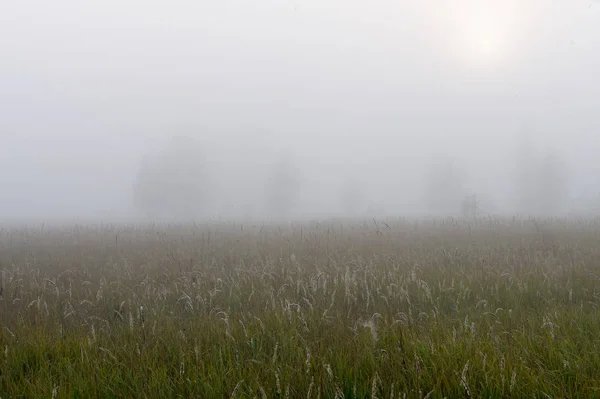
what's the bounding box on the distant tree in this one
[424,156,467,216]
[265,157,302,218]
[513,133,539,215]
[513,133,569,216]
[538,152,568,215]
[339,176,366,216]
[461,193,480,219]
[133,136,209,219]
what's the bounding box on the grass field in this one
[1,218,600,398]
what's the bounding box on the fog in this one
[1,1,599,222]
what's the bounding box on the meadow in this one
[1,217,600,398]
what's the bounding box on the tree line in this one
[132,135,581,220]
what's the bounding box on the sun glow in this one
[445,1,527,69]
[461,9,509,66]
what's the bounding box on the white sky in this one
[1,0,599,219]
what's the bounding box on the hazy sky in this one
[1,1,599,219]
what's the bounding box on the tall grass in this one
[1,218,600,398]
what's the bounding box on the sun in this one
[445,1,525,70]
[462,10,507,66]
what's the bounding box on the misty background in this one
[1,1,599,222]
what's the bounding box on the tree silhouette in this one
[513,133,539,215]
[513,132,568,216]
[265,157,302,218]
[339,175,366,216]
[538,152,568,215]
[133,136,209,219]
[424,156,467,216]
